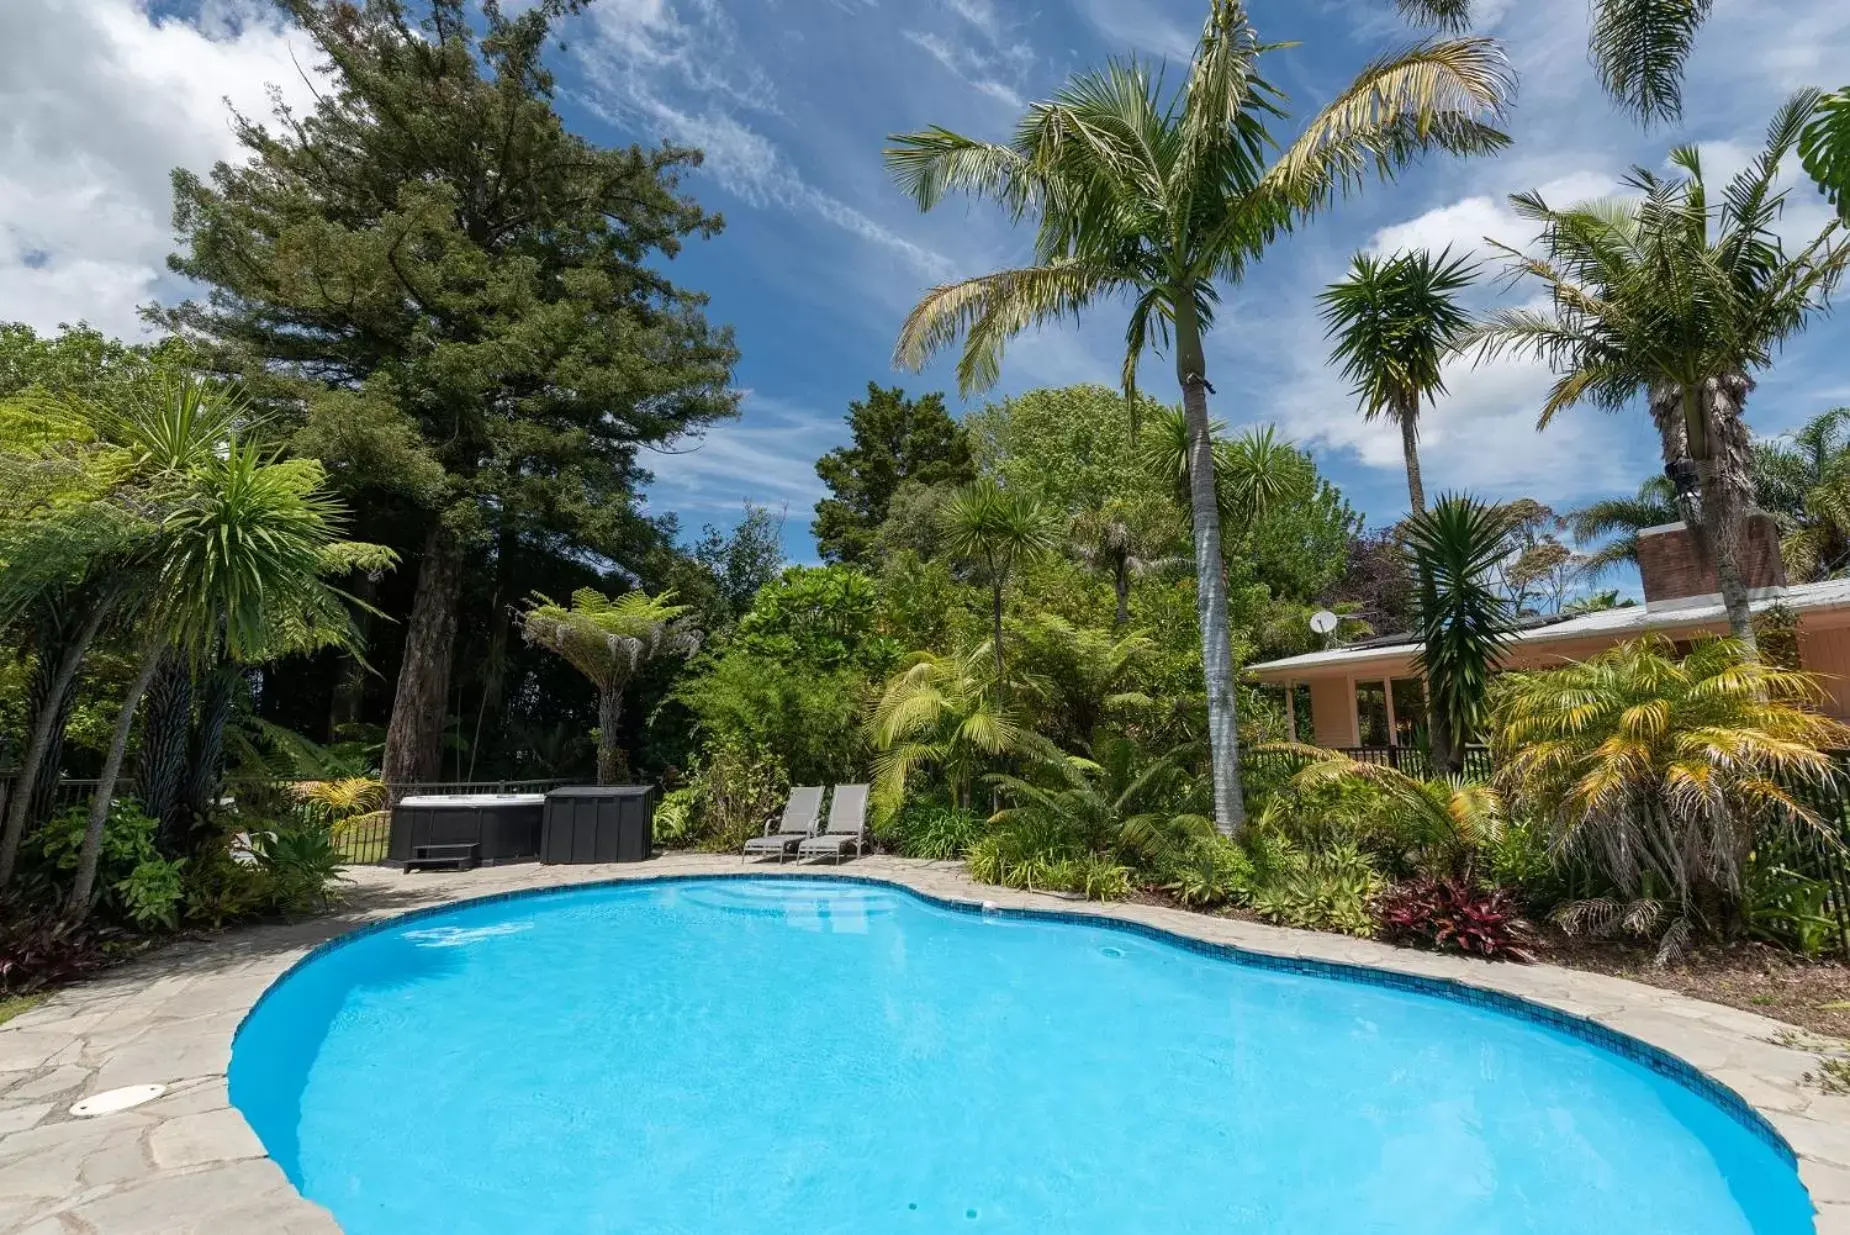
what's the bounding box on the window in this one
[1391,678,1427,748]
[1355,680,1390,747]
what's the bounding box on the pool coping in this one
[2,853,1847,1232]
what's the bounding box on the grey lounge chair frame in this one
[797,784,870,863]
[742,786,824,862]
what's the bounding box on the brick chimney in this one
[1636,514,1786,611]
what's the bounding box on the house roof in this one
[1247,577,1850,680]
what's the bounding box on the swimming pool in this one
[229,877,1816,1233]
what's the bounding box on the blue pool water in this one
[229,878,1815,1234]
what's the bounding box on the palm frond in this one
[1263,37,1513,207]
[1590,0,1715,126]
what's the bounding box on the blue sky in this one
[8,0,1850,579]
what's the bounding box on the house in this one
[1246,516,1850,750]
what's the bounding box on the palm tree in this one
[1472,93,1850,654]
[1491,636,1850,940]
[71,433,376,913]
[1319,248,1475,514]
[1565,475,1680,580]
[885,0,1512,833]
[1404,494,1514,774]
[1140,412,1308,530]
[1397,0,1716,126]
[1069,497,1183,628]
[1270,742,1505,877]
[868,645,1033,813]
[518,588,700,785]
[1752,407,1850,581]
[936,479,1056,679]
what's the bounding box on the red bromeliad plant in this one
[1375,878,1535,962]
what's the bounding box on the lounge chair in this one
[742,786,824,862]
[797,784,870,863]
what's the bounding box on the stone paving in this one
[2,853,1848,1233]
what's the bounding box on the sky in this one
[6,0,1850,582]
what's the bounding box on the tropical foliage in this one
[1472,93,1850,652]
[885,0,1511,833]
[519,589,699,785]
[1320,248,1475,513]
[1492,637,1850,949]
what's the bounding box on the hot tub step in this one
[407,842,479,872]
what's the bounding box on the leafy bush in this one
[1745,861,1844,958]
[1247,841,1381,937]
[675,653,868,787]
[1375,878,1536,962]
[690,744,788,853]
[115,857,188,931]
[27,800,165,923]
[1158,835,1253,908]
[884,801,984,859]
[0,907,117,995]
[968,835,1132,901]
[251,826,344,915]
[180,851,272,929]
[1068,852,1134,901]
[653,788,698,849]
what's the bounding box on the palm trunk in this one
[138,651,193,847]
[383,523,464,797]
[1113,563,1131,628]
[69,637,166,917]
[1174,295,1245,836]
[991,580,1006,681]
[182,663,244,839]
[596,687,627,786]
[1690,375,1759,654]
[0,604,109,886]
[1398,397,1426,514]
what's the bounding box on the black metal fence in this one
[0,775,574,868]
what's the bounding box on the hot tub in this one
[387,794,545,869]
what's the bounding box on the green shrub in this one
[27,800,163,923]
[653,788,698,848]
[180,851,272,929]
[691,744,788,853]
[1067,852,1133,901]
[251,826,344,915]
[115,858,188,931]
[1247,841,1382,937]
[1158,836,1253,908]
[886,802,984,859]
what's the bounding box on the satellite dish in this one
[1309,609,1340,635]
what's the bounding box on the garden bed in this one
[1536,937,1850,1039]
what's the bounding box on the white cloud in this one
[1365,171,1619,261]
[576,0,954,281]
[642,392,838,517]
[1072,0,1196,61]
[903,29,1025,109]
[0,0,316,338]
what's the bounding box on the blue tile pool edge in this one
[233,868,1802,1172]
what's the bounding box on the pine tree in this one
[158,0,737,786]
[814,384,973,564]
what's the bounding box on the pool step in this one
[680,882,898,922]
